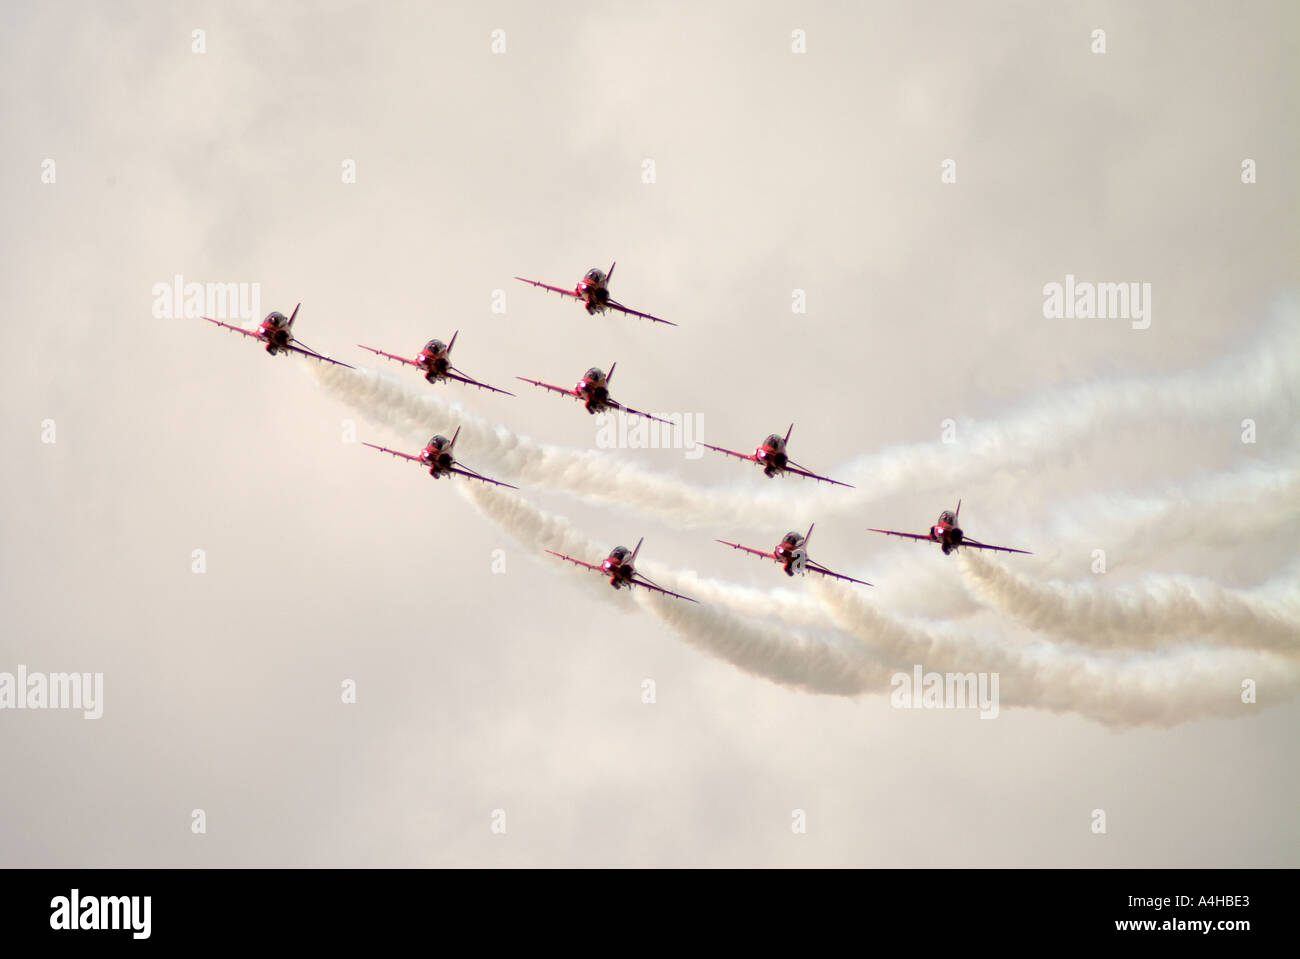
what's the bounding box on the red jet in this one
[514,262,675,326]
[202,304,353,368]
[363,427,517,488]
[516,363,671,424]
[700,424,853,487]
[869,501,1031,556]
[717,523,873,586]
[546,538,697,602]
[357,331,514,396]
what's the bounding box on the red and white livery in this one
[202,304,354,368]
[869,500,1031,556]
[546,538,697,602]
[717,523,872,586]
[516,362,670,424]
[514,262,675,326]
[357,331,514,396]
[364,427,517,489]
[700,424,853,487]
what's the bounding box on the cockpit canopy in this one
[609,546,629,562]
[782,531,801,544]
[264,312,286,326]
[585,268,605,283]
[764,434,784,448]
[424,339,445,354]
[428,435,449,450]
[584,367,605,382]
[939,511,955,525]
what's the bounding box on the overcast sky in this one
[1,0,1296,867]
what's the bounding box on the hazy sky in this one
[1,0,1296,867]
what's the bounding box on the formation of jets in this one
[199,262,1032,609]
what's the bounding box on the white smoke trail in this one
[455,482,626,612]
[631,587,881,696]
[460,477,1300,726]
[956,553,1300,656]
[310,359,800,527]
[459,482,888,693]
[646,569,832,629]
[309,311,1298,529]
[312,317,1300,726]
[863,460,1300,621]
[812,579,1300,727]
[1044,461,1300,562]
[459,482,831,628]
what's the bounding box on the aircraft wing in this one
[699,442,759,463]
[544,550,604,573]
[516,376,577,399]
[783,459,854,488]
[605,299,677,327]
[804,559,874,587]
[630,573,698,603]
[450,464,519,490]
[286,343,355,369]
[363,442,423,463]
[445,370,516,397]
[960,538,1033,556]
[514,276,581,300]
[202,317,261,339]
[867,528,934,542]
[605,398,673,426]
[356,344,421,368]
[716,539,777,562]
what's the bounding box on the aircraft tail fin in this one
[630,536,643,564]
